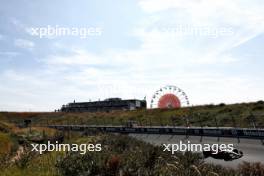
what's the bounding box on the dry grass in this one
[12,127,57,137]
[0,132,13,156]
[1,101,264,128]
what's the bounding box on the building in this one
[60,98,146,112]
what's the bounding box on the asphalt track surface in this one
[129,134,264,168]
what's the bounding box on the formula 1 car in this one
[203,148,243,161]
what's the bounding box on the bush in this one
[238,162,264,176]
[256,100,264,104]
[252,105,264,111]
[56,152,105,176]
[15,150,34,169]
[218,103,226,107]
[55,134,239,176]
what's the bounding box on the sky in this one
[0,0,264,111]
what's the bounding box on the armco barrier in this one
[47,125,264,139]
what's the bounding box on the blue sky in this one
[0,0,263,111]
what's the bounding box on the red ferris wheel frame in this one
[150,85,190,109]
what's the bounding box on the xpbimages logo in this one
[27,25,103,39]
[163,141,234,154]
[31,141,102,154]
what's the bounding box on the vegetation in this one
[55,134,264,176]
[0,126,264,175]
[1,101,264,128]
[0,101,264,175]
[0,131,18,165]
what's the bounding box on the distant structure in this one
[150,85,190,109]
[60,98,146,112]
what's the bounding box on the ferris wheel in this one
[150,85,190,109]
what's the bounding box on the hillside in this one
[1,101,264,128]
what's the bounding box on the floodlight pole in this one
[198,113,203,142]
[249,112,264,145]
[214,117,220,142]
[184,115,189,139]
[231,115,240,143]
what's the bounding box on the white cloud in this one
[1,1,264,111]
[0,51,20,57]
[10,18,30,34]
[44,49,104,66]
[138,0,264,22]
[14,39,35,50]
[137,0,264,49]
[3,70,26,81]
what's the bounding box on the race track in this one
[129,134,264,168]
